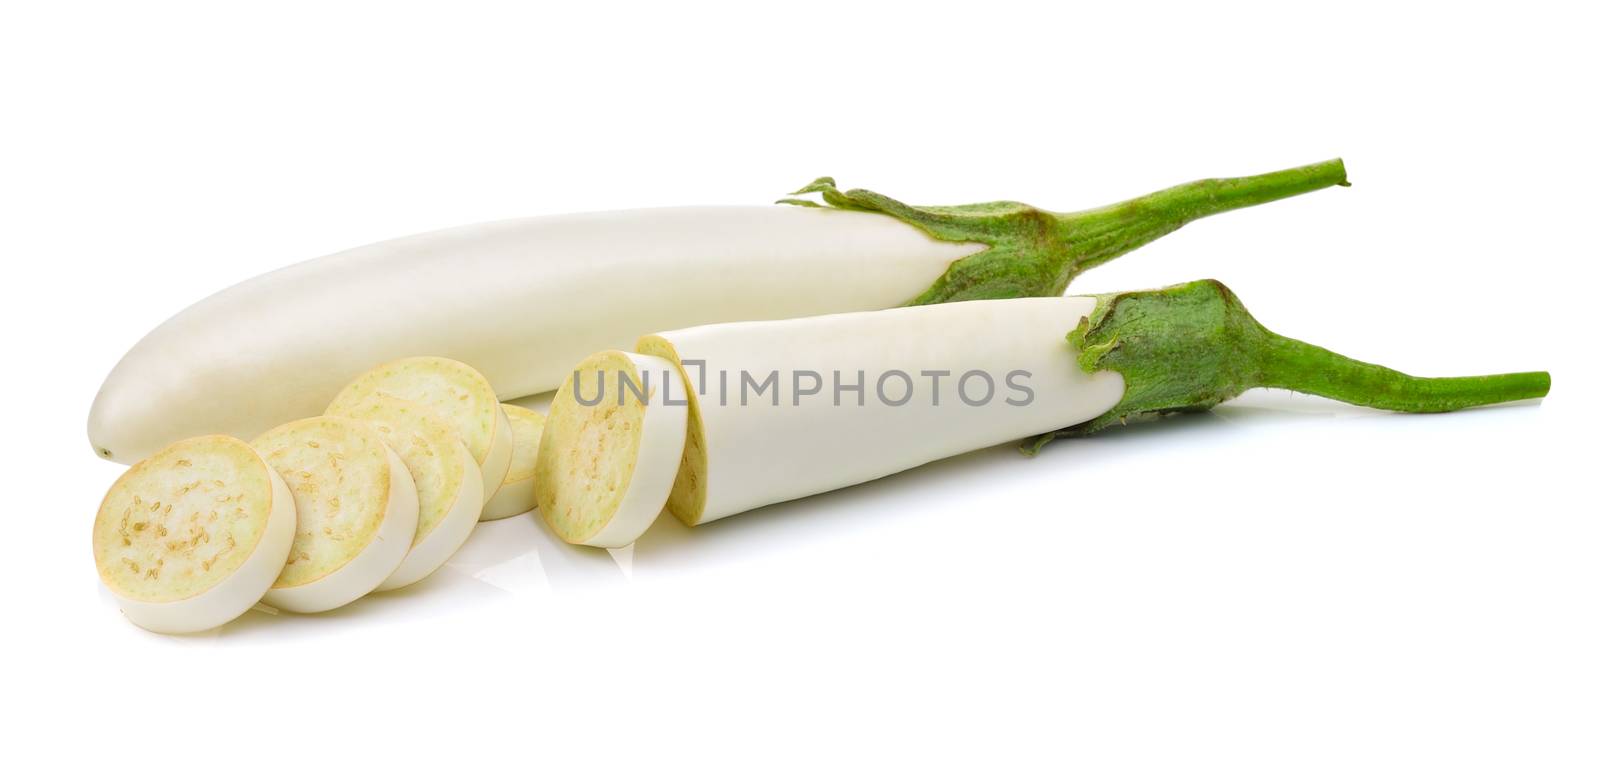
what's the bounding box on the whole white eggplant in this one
[89,161,1348,463]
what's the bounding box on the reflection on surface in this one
[457,513,627,590]
[149,389,1545,642]
[162,513,627,642]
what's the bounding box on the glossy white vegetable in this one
[327,357,512,502]
[92,435,295,634]
[90,160,1353,465]
[253,417,419,613]
[636,297,1127,526]
[480,404,543,521]
[535,352,687,548]
[326,394,484,590]
[88,207,978,464]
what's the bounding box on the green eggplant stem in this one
[781,159,1348,304]
[1259,335,1552,413]
[1060,159,1350,276]
[1031,279,1550,450]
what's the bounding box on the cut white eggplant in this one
[325,394,484,590]
[327,357,512,501]
[535,352,687,548]
[635,284,1552,525]
[92,435,295,634]
[252,417,419,612]
[88,160,1350,464]
[480,404,544,521]
[636,297,1128,525]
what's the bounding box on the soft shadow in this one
[630,409,1230,571]
[202,515,629,640]
[628,389,1541,568]
[213,566,515,640]
[443,512,627,591]
[195,390,1546,631]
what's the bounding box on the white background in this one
[3,2,1596,764]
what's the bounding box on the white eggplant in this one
[92,435,295,634]
[535,352,687,548]
[325,394,484,591]
[480,404,544,521]
[252,417,419,613]
[88,161,1349,464]
[617,280,1549,535]
[90,208,965,465]
[327,357,512,503]
[636,298,1126,528]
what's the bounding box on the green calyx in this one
[1028,279,1552,451]
[779,159,1349,303]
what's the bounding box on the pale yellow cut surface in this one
[502,404,545,484]
[327,357,500,464]
[93,435,275,603]
[636,335,708,526]
[326,394,468,545]
[536,352,647,543]
[251,417,392,589]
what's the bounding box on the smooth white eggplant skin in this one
[536,352,688,548]
[639,297,1127,525]
[253,418,420,613]
[480,404,543,521]
[93,436,295,634]
[88,207,981,465]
